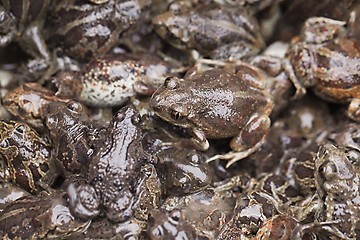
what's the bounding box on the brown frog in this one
[2,83,70,129]
[142,127,213,196]
[291,143,360,239]
[55,52,173,107]
[47,0,151,61]
[0,192,90,239]
[0,120,56,193]
[152,2,264,61]
[44,100,101,176]
[283,17,360,121]
[0,0,55,80]
[68,105,155,223]
[150,67,273,167]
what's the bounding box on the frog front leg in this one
[20,23,58,82]
[179,128,210,151]
[207,114,270,167]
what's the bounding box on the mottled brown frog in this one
[0,120,56,193]
[44,100,100,176]
[68,105,155,223]
[55,52,172,107]
[152,2,264,60]
[2,83,70,129]
[47,0,151,61]
[284,17,360,121]
[150,67,273,167]
[0,192,90,239]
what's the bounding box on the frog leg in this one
[347,98,360,122]
[282,58,306,99]
[207,114,270,167]
[181,128,209,151]
[0,5,16,46]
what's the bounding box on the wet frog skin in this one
[150,67,273,166]
[3,83,70,129]
[0,192,90,239]
[47,0,151,61]
[0,120,55,194]
[68,105,154,223]
[314,143,359,239]
[55,52,172,107]
[284,17,360,121]
[44,101,99,176]
[152,2,264,60]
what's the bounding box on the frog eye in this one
[67,101,83,112]
[46,115,58,130]
[170,110,182,120]
[318,163,336,180]
[170,104,188,120]
[131,114,141,125]
[163,76,179,89]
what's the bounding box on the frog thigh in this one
[230,114,271,152]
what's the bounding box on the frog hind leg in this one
[207,114,270,167]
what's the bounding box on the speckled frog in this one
[150,67,273,167]
[152,2,264,60]
[68,105,155,223]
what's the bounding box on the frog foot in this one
[207,140,264,168]
[347,98,360,122]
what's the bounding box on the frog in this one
[0,192,90,239]
[150,67,273,167]
[67,105,156,223]
[47,0,152,61]
[283,16,360,122]
[288,143,359,239]
[142,127,213,196]
[0,120,57,194]
[44,100,102,176]
[161,189,236,239]
[152,1,265,61]
[254,214,300,240]
[2,82,70,129]
[147,209,198,240]
[55,52,173,107]
[0,0,55,81]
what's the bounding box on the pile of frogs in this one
[0,0,359,239]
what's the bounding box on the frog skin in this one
[2,83,70,129]
[68,105,155,223]
[0,120,56,194]
[152,2,264,61]
[47,0,151,61]
[44,101,100,176]
[0,192,90,239]
[55,52,172,107]
[284,17,360,121]
[150,67,273,167]
[142,128,212,196]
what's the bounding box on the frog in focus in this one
[150,67,273,167]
